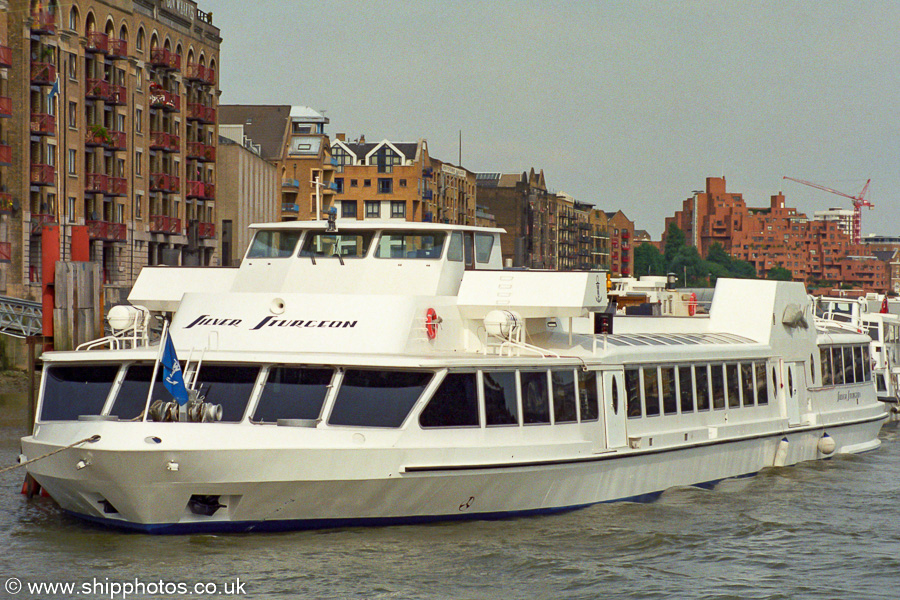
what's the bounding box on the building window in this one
[365,201,380,218]
[136,28,144,51]
[378,178,392,194]
[399,179,407,187]
[390,201,406,219]
[363,179,371,187]
[370,146,401,173]
[136,193,143,219]
[67,53,77,80]
[135,150,142,176]
[341,201,357,218]
[67,149,77,175]
[67,197,76,222]
[135,109,143,133]
[350,179,358,187]
[136,68,142,90]
[334,178,343,194]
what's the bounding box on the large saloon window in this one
[552,369,577,423]
[110,364,165,420]
[193,365,259,422]
[246,230,301,258]
[577,370,599,421]
[328,370,432,428]
[300,232,373,258]
[419,372,479,428]
[374,231,446,259]
[483,371,518,426]
[521,370,550,425]
[252,367,333,423]
[40,365,119,421]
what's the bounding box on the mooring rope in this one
[0,435,101,475]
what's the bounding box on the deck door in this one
[781,360,803,426]
[603,371,628,448]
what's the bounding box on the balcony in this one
[108,38,128,59]
[0,242,10,264]
[87,220,126,241]
[282,178,300,190]
[0,193,12,214]
[150,214,183,235]
[149,172,180,193]
[0,96,11,118]
[31,10,56,34]
[30,113,55,136]
[85,125,108,147]
[86,78,111,101]
[186,103,216,124]
[149,84,180,112]
[0,144,10,167]
[106,130,127,151]
[185,63,216,86]
[282,203,299,213]
[107,84,127,105]
[31,214,56,236]
[150,47,181,71]
[621,230,630,240]
[85,173,109,194]
[187,141,215,162]
[197,222,216,238]
[31,62,56,86]
[150,131,180,152]
[186,180,214,200]
[86,31,109,54]
[108,176,127,197]
[0,45,11,68]
[30,164,55,186]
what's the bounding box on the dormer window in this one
[371,146,401,174]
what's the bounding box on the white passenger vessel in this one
[20,221,886,533]
[815,295,900,419]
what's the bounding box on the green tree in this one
[634,242,666,276]
[663,224,686,265]
[705,242,731,269]
[767,266,793,281]
[670,246,705,286]
[729,259,757,279]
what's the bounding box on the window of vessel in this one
[447,231,464,262]
[300,232,373,258]
[577,370,599,421]
[246,230,301,259]
[521,370,550,425]
[252,367,333,423]
[725,364,740,408]
[862,346,871,381]
[191,365,260,422]
[831,348,844,385]
[842,346,854,383]
[40,365,119,421]
[820,348,833,386]
[551,369,577,423]
[483,371,519,426]
[695,365,710,411]
[710,364,726,410]
[740,363,755,407]
[624,368,641,418]
[660,367,677,415]
[108,364,168,420]
[374,231,446,260]
[853,346,864,383]
[677,366,694,413]
[328,370,432,428]
[474,233,494,264]
[642,368,660,417]
[419,372,479,428]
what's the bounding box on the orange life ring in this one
[688,292,697,316]
[425,308,438,339]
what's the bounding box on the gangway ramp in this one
[0,295,42,338]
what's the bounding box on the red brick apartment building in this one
[665,177,887,292]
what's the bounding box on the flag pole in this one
[141,319,169,421]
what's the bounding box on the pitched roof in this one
[218,105,291,161]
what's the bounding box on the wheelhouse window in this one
[110,364,165,420]
[300,231,373,258]
[520,371,550,425]
[483,371,518,426]
[40,365,119,421]
[447,231,463,262]
[741,363,755,407]
[328,370,432,428]
[577,370,599,421]
[192,365,260,422]
[246,230,301,259]
[374,231,446,259]
[419,372,479,428]
[474,233,494,264]
[660,367,677,415]
[726,364,740,408]
[643,368,660,417]
[678,366,694,413]
[252,367,333,423]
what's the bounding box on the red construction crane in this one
[782,176,873,244]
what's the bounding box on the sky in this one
[208,0,899,238]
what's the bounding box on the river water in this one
[1,389,899,600]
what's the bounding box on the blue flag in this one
[161,329,189,405]
[48,76,59,102]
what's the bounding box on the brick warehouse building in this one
[665,177,887,292]
[1,0,220,304]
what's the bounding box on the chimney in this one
[358,135,365,144]
[336,133,346,142]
